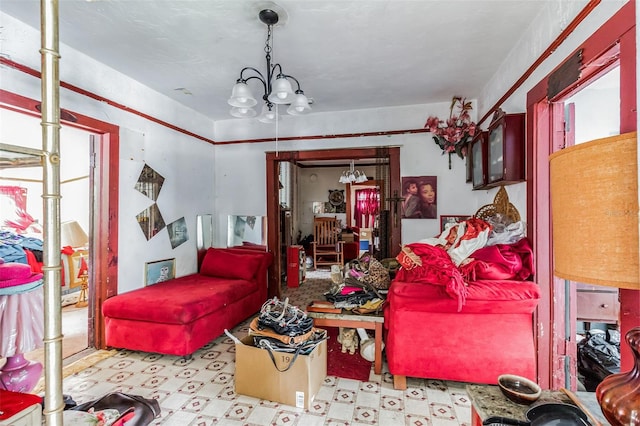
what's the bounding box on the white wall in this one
[1,12,217,293]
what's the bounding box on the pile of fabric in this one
[323,254,389,313]
[395,217,534,311]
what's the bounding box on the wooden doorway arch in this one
[265,147,400,299]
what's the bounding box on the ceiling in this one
[2,1,551,122]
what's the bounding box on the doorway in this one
[526,2,637,390]
[265,147,401,299]
[0,89,120,352]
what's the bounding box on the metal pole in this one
[40,0,63,425]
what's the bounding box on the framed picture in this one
[401,176,437,219]
[144,258,175,286]
[440,215,471,232]
[167,217,188,249]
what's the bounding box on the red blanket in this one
[395,243,468,311]
[460,238,534,281]
[395,238,535,311]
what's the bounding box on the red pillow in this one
[200,248,262,281]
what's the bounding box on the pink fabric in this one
[394,243,467,310]
[0,263,31,281]
[0,263,43,289]
[200,248,263,280]
[461,238,535,281]
[0,286,44,356]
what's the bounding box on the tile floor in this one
[60,269,474,425]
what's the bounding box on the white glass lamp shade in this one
[230,106,257,118]
[61,220,88,248]
[228,82,258,108]
[258,104,280,123]
[267,76,295,104]
[287,93,311,115]
[355,171,368,183]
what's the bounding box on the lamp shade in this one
[228,82,258,108]
[230,106,257,118]
[287,93,311,115]
[267,76,295,104]
[549,132,638,289]
[60,220,88,248]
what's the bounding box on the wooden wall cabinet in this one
[470,131,488,190]
[486,110,525,188]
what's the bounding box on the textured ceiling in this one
[2,1,550,121]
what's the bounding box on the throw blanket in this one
[460,238,535,281]
[418,217,492,265]
[395,243,468,311]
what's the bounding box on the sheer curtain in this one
[353,188,379,228]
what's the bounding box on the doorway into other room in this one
[265,147,401,300]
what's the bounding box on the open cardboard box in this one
[235,335,327,409]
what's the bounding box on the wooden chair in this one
[311,217,344,270]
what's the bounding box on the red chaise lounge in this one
[102,247,273,356]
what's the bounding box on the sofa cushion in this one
[102,274,257,324]
[200,248,262,281]
[388,279,540,314]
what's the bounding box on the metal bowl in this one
[498,374,542,405]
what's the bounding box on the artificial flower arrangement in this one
[425,96,477,168]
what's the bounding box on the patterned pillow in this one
[396,246,422,270]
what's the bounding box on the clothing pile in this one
[248,297,327,371]
[324,254,389,313]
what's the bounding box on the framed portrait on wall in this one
[144,258,175,286]
[401,176,437,219]
[440,215,471,232]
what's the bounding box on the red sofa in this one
[384,239,540,389]
[103,247,273,356]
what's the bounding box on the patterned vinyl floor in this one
[60,269,473,425]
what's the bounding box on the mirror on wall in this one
[227,215,266,248]
[196,214,213,249]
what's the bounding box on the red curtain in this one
[354,188,379,228]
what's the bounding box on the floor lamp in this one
[549,132,639,426]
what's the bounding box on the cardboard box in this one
[341,232,354,243]
[359,228,373,242]
[235,335,327,409]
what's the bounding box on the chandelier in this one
[339,160,368,184]
[227,8,312,123]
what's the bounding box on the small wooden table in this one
[466,384,610,425]
[307,310,384,375]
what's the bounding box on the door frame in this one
[0,89,119,350]
[526,1,636,389]
[266,147,401,299]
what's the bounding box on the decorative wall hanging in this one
[136,203,166,240]
[425,96,477,169]
[401,176,437,219]
[167,217,188,249]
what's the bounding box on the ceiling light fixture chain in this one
[227,7,312,123]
